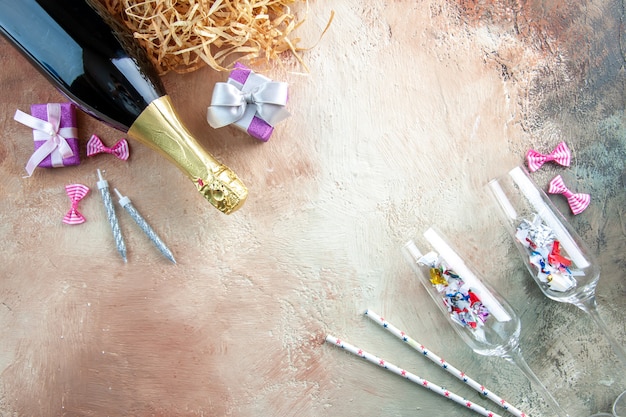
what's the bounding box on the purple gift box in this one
[207,62,290,142]
[31,102,80,169]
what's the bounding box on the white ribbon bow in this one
[14,103,77,177]
[207,81,290,129]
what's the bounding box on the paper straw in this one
[488,180,518,221]
[325,335,502,417]
[364,309,528,417]
[423,228,511,322]
[508,166,589,269]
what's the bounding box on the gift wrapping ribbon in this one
[14,103,77,176]
[526,141,571,172]
[63,183,89,225]
[548,175,590,215]
[86,134,130,160]
[207,81,290,129]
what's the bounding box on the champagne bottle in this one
[0,0,247,214]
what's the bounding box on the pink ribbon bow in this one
[14,103,77,177]
[63,184,90,225]
[548,175,590,215]
[86,134,130,160]
[526,141,571,172]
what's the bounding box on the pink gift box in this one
[31,102,80,168]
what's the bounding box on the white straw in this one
[508,166,589,269]
[488,179,518,221]
[423,228,511,322]
[325,335,502,417]
[364,309,528,417]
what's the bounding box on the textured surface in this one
[0,0,625,416]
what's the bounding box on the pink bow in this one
[86,134,130,160]
[63,184,90,225]
[526,141,571,172]
[548,175,590,215]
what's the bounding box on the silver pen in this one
[96,169,127,262]
[114,188,176,264]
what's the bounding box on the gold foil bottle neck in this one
[128,95,247,214]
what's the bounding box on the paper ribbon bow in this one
[63,183,90,225]
[207,81,290,129]
[548,175,590,215]
[86,134,130,160]
[14,103,77,177]
[526,141,571,172]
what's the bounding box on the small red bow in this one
[526,141,571,172]
[63,184,89,225]
[86,134,129,160]
[548,175,590,215]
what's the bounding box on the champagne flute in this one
[403,227,570,417]
[585,389,626,416]
[487,166,626,365]
[613,390,626,416]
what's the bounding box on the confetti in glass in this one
[404,228,569,417]
[488,166,626,365]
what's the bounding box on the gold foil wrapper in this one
[128,95,248,214]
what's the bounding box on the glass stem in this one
[577,296,626,366]
[506,346,570,417]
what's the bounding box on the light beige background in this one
[1,0,625,416]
